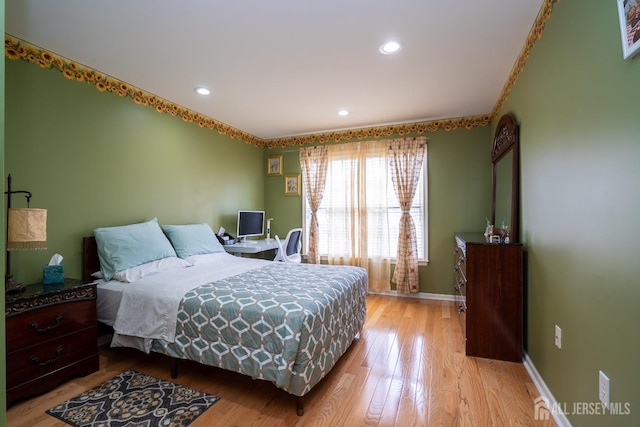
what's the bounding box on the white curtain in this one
[299,146,328,264]
[323,141,391,292]
[389,137,427,293]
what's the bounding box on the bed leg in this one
[171,358,179,379]
[296,396,304,416]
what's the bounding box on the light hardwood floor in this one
[7,295,556,426]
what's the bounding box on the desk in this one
[223,239,279,256]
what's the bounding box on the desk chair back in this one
[273,228,302,262]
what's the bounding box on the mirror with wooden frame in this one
[491,113,520,243]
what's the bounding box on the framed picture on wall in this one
[284,174,301,196]
[617,0,640,59]
[267,155,283,176]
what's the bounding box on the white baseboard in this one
[523,352,572,427]
[367,290,457,302]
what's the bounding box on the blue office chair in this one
[273,228,302,263]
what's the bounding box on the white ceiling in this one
[6,0,544,140]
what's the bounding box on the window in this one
[303,146,427,262]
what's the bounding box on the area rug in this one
[46,370,220,427]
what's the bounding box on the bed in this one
[82,219,368,415]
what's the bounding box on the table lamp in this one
[266,218,274,240]
[5,174,47,294]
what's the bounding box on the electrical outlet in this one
[554,325,562,349]
[599,371,610,409]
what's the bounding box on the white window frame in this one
[302,150,428,265]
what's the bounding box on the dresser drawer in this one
[6,299,96,353]
[6,326,97,387]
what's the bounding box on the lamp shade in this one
[7,208,47,251]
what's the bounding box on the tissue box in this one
[43,265,64,284]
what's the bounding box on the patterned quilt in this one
[151,262,368,397]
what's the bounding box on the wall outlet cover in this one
[554,325,562,349]
[599,370,610,409]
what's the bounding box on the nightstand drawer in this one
[6,280,99,406]
[6,327,97,387]
[6,299,96,353]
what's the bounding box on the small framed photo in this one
[617,0,640,59]
[284,174,301,196]
[267,155,282,176]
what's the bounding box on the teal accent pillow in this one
[161,223,225,258]
[94,218,177,281]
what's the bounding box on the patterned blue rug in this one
[46,370,219,427]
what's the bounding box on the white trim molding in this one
[524,352,572,427]
[367,290,457,302]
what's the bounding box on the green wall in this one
[5,58,264,284]
[265,124,493,295]
[1,0,7,421]
[264,149,305,239]
[497,1,640,425]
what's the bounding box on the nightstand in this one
[5,278,99,406]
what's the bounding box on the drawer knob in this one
[30,345,64,366]
[29,314,64,333]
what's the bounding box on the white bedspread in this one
[100,252,270,352]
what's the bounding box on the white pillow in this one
[184,252,228,266]
[112,257,192,283]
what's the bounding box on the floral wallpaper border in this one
[4,0,556,149]
[4,35,264,147]
[263,116,490,148]
[490,0,558,120]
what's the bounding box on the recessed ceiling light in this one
[337,109,350,117]
[195,87,211,95]
[379,41,401,55]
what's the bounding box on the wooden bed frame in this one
[82,236,100,284]
[82,236,307,415]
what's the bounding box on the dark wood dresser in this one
[5,279,99,406]
[454,233,523,362]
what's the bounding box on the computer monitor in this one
[237,210,264,242]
